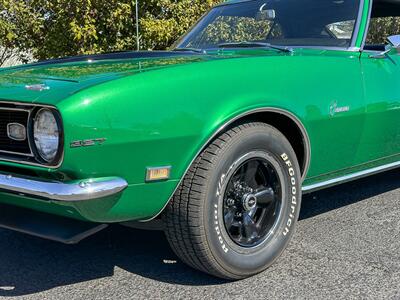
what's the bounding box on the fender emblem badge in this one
[70,138,107,148]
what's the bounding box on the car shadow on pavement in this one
[0,169,398,296]
[299,168,400,220]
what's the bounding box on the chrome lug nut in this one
[226,198,235,206]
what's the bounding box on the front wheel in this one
[164,122,302,279]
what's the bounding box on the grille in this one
[0,109,31,156]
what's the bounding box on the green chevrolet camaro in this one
[0,0,399,279]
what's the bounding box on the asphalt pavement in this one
[0,169,399,300]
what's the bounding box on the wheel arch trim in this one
[141,107,311,222]
[213,107,311,181]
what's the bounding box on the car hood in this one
[0,51,221,105]
[0,49,291,105]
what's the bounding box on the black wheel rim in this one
[223,155,282,248]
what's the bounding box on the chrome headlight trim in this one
[30,107,64,167]
[0,100,64,169]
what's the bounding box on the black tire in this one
[164,122,302,279]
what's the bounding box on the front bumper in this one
[0,173,128,202]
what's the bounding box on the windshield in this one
[175,0,361,50]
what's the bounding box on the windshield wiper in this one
[218,42,293,53]
[174,47,206,54]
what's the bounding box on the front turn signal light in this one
[146,166,171,182]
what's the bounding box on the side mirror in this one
[387,35,400,48]
[256,4,276,21]
[370,35,400,59]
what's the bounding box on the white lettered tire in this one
[164,122,302,279]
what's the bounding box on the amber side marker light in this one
[146,166,171,182]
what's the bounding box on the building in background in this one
[0,48,33,68]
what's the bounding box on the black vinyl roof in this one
[374,0,400,3]
[372,0,400,17]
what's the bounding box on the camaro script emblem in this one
[330,101,350,117]
[25,84,50,92]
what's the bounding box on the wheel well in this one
[226,111,309,179]
[143,110,310,222]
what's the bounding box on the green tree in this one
[0,0,41,65]
[0,0,222,65]
[366,17,400,44]
[140,0,222,49]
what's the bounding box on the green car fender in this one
[52,54,312,222]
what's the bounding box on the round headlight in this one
[33,108,60,163]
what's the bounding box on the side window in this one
[366,16,400,45]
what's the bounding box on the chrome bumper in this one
[0,173,128,202]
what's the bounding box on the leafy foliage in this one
[140,0,222,50]
[366,17,400,44]
[0,0,41,65]
[0,0,221,65]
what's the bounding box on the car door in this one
[359,13,400,163]
[295,50,366,178]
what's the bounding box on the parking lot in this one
[0,169,399,300]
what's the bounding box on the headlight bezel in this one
[29,107,64,167]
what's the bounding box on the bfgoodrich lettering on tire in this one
[164,122,302,279]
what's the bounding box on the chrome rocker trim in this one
[302,160,400,193]
[0,174,128,202]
